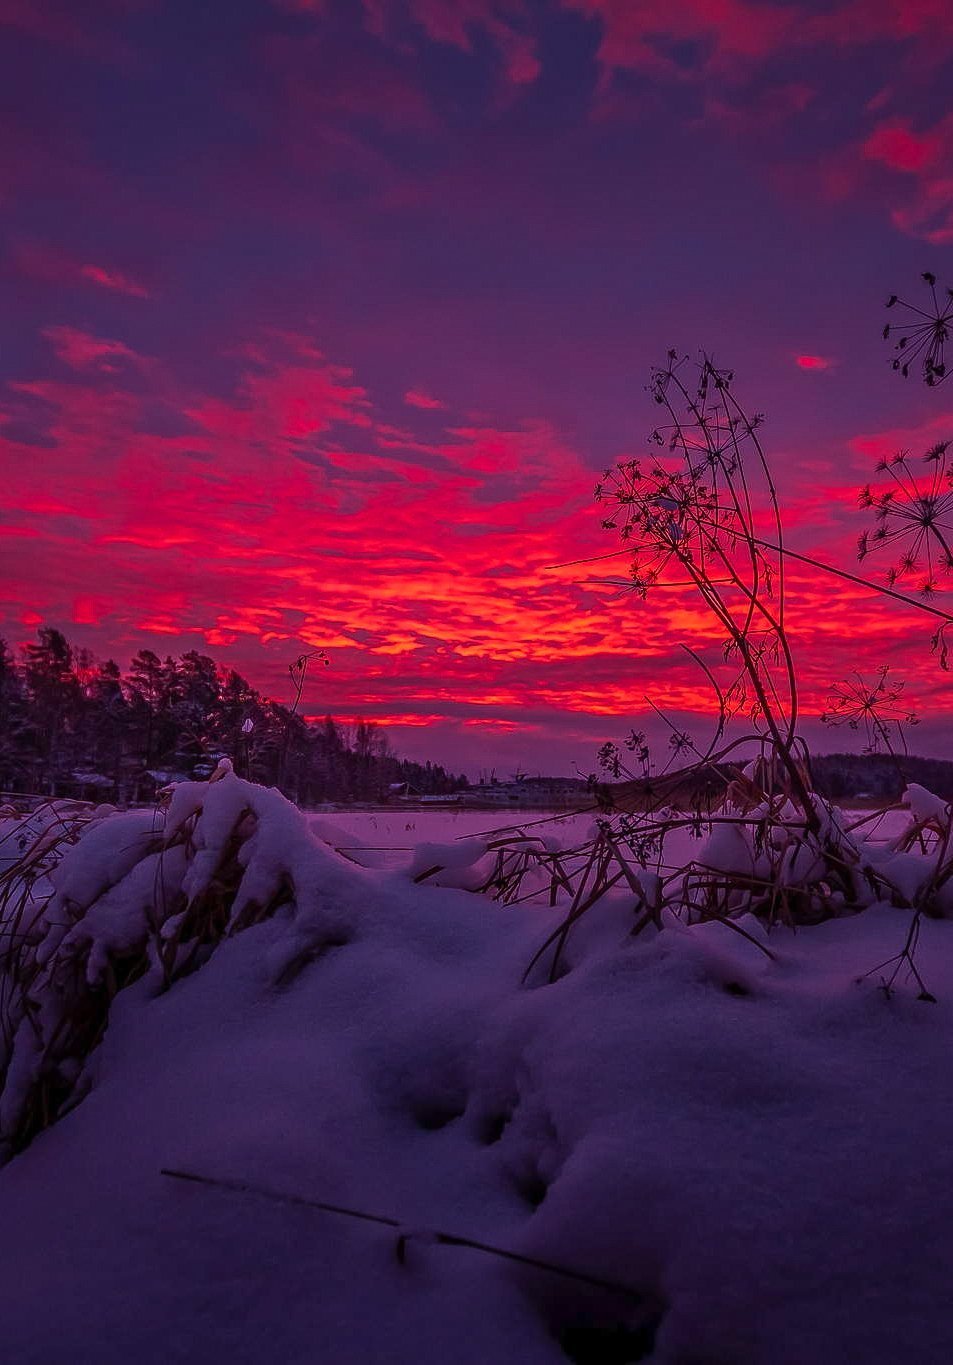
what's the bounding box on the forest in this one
[0,627,468,805]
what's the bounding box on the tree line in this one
[0,628,468,805]
[811,752,953,803]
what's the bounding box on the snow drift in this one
[0,773,952,1362]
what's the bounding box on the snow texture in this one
[0,778,951,1362]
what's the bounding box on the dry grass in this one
[0,784,297,1158]
[413,768,941,991]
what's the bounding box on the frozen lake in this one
[304,806,602,873]
[306,806,597,844]
[304,801,906,880]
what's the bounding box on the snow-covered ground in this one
[0,781,950,1363]
[308,805,594,852]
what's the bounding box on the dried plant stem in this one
[160,1167,650,1301]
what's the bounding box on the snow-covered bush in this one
[0,765,356,1158]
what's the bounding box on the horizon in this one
[5,619,950,785]
[3,0,953,775]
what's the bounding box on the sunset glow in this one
[3,0,953,772]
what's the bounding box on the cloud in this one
[848,409,953,467]
[562,0,799,79]
[0,325,674,725]
[15,242,151,298]
[3,317,941,765]
[7,0,953,769]
[404,389,447,410]
[862,114,953,244]
[187,337,371,444]
[0,0,145,61]
[78,263,150,298]
[364,0,540,88]
[863,119,939,174]
[702,81,815,132]
[565,0,953,86]
[810,0,953,49]
[41,326,143,374]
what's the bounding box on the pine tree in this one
[0,637,30,792]
[21,628,81,793]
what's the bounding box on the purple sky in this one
[2,0,953,775]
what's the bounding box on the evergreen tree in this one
[0,637,30,791]
[21,628,81,793]
[0,626,471,804]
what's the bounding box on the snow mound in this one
[1,780,952,1361]
[0,774,358,1155]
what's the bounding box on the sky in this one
[2,0,953,778]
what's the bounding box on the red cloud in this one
[42,325,143,374]
[563,0,953,95]
[78,263,150,298]
[72,596,107,626]
[795,355,834,371]
[703,81,815,131]
[892,185,953,246]
[863,119,940,174]
[562,0,798,77]
[810,0,953,47]
[862,113,953,244]
[404,389,446,410]
[189,340,370,443]
[15,242,150,298]
[4,323,950,761]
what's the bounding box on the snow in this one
[0,779,952,1362]
[902,782,951,828]
[307,806,595,857]
[409,838,492,889]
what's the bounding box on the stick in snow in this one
[160,1167,648,1301]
